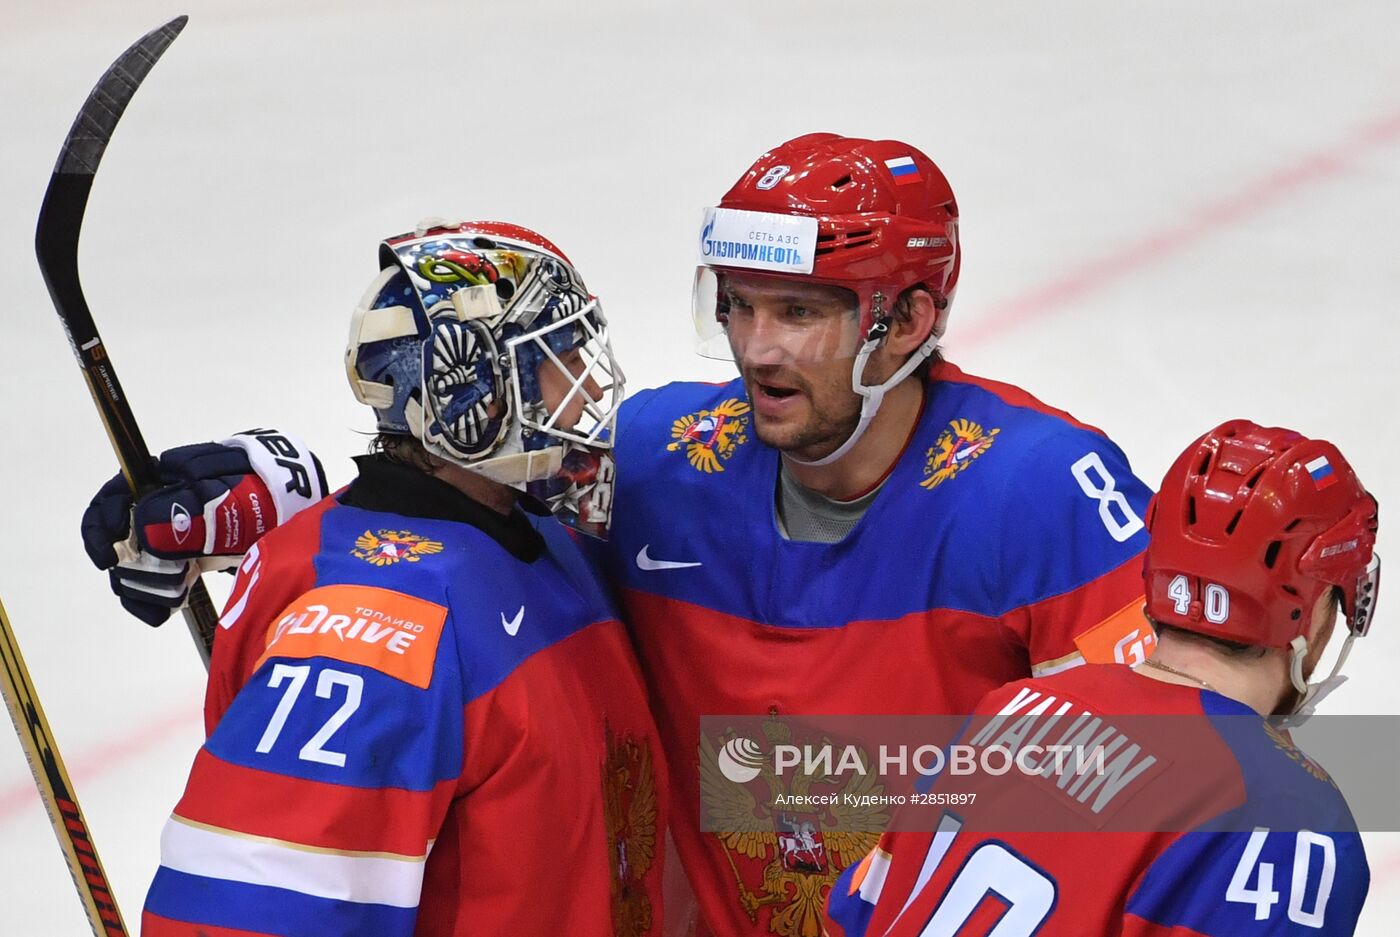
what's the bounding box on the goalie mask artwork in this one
[346,219,623,537]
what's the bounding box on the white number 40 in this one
[1167,574,1231,624]
[1227,829,1336,926]
[1070,452,1144,543]
[254,663,363,768]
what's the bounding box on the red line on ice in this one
[0,705,196,823]
[958,106,1400,348]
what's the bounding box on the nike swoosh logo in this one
[501,606,524,637]
[636,545,703,571]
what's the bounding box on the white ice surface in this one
[1,1,1397,933]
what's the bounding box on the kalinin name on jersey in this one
[967,686,1158,815]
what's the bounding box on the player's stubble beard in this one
[741,360,862,463]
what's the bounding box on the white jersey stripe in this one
[159,815,426,908]
[857,848,892,904]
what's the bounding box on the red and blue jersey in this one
[143,457,666,936]
[601,361,1154,935]
[828,665,1368,937]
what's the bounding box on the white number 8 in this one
[1071,452,1145,543]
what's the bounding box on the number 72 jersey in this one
[828,668,1369,937]
[142,483,666,936]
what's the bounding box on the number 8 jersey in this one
[602,361,1156,935]
[142,455,667,937]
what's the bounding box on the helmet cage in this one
[506,298,623,449]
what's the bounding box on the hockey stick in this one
[0,595,128,935]
[35,16,217,668]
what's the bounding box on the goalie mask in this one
[346,219,623,538]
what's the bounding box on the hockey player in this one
[83,135,1154,935]
[603,133,1153,934]
[103,221,667,936]
[828,420,1380,936]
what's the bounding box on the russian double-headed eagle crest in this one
[700,721,886,937]
[1263,722,1337,788]
[602,725,659,937]
[352,529,445,566]
[667,398,751,474]
[920,418,1000,491]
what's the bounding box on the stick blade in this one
[52,15,188,179]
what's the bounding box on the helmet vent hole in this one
[1246,468,1266,489]
[472,237,497,249]
[1291,609,1302,621]
[1284,518,1303,532]
[1187,496,1197,525]
[843,229,877,249]
[1197,452,1212,475]
[1225,511,1243,535]
[1264,540,1282,569]
[831,174,852,190]
[1282,584,1299,597]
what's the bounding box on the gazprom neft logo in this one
[697,207,817,275]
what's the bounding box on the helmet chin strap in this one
[1277,632,1357,728]
[786,328,940,469]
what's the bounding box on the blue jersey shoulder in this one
[206,499,617,793]
[1128,696,1367,936]
[1126,827,1368,935]
[607,372,1149,623]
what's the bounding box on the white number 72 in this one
[254,663,363,768]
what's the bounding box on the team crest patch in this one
[603,724,658,937]
[700,720,883,936]
[920,418,1000,491]
[352,529,445,566]
[1264,722,1337,788]
[666,398,751,473]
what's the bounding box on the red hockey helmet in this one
[694,133,960,360]
[1144,420,1380,650]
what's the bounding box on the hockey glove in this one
[81,429,328,626]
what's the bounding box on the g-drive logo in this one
[698,208,817,275]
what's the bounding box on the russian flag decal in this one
[884,156,921,186]
[1306,455,1338,490]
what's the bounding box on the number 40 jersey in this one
[829,665,1369,937]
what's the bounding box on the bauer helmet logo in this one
[756,165,790,190]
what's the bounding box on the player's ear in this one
[884,288,940,356]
